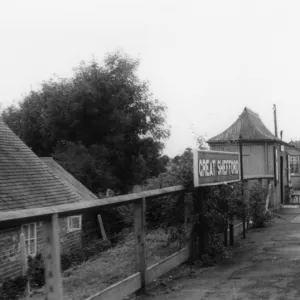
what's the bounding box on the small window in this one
[21,223,37,257]
[290,156,300,175]
[67,215,82,232]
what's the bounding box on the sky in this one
[1,0,300,157]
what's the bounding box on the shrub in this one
[61,239,111,271]
[28,253,45,288]
[249,182,268,228]
[0,275,27,300]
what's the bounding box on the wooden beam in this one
[146,246,189,283]
[244,175,274,180]
[85,272,141,300]
[97,214,107,241]
[86,247,190,300]
[43,214,63,300]
[134,197,146,291]
[0,185,185,223]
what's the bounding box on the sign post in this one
[193,150,241,251]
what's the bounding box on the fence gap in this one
[43,213,63,300]
[134,197,146,292]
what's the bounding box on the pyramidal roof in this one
[207,107,282,144]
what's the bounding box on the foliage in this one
[2,51,169,194]
[28,253,45,288]
[249,182,268,228]
[25,239,111,290]
[169,147,248,259]
[0,275,27,300]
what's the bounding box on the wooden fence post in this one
[43,214,63,300]
[229,218,234,246]
[97,214,108,241]
[134,197,146,292]
[20,233,30,300]
[244,180,250,231]
[184,192,189,230]
[223,221,228,247]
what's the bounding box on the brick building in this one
[0,118,98,283]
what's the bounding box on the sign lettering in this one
[193,150,241,187]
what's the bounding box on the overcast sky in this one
[1,0,300,157]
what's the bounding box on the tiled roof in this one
[0,118,83,211]
[207,107,282,144]
[41,157,101,202]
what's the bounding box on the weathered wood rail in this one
[0,176,275,300]
[0,185,186,300]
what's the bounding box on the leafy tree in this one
[2,52,170,193]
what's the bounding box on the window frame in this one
[290,155,300,175]
[67,215,82,232]
[21,222,37,257]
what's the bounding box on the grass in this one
[30,227,186,300]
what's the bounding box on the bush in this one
[0,275,27,300]
[28,253,45,288]
[25,239,111,290]
[249,182,268,228]
[61,239,111,271]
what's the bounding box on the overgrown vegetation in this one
[25,239,112,290]
[249,182,269,228]
[0,275,28,300]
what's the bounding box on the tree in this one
[2,52,170,193]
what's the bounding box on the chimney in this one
[280,130,283,140]
[273,104,278,137]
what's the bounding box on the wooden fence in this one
[0,177,275,300]
[0,185,187,300]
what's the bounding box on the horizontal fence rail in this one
[0,185,185,224]
[0,176,276,300]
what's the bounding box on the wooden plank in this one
[195,179,241,187]
[146,246,190,283]
[134,197,146,290]
[85,272,141,300]
[0,185,185,223]
[97,214,107,240]
[244,175,274,180]
[86,247,190,300]
[43,214,63,300]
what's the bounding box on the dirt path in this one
[140,213,300,300]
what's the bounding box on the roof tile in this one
[0,118,83,211]
[207,107,282,144]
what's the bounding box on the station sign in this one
[193,150,241,187]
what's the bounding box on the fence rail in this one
[0,185,185,224]
[0,177,275,300]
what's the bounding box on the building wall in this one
[59,216,82,253]
[286,146,300,189]
[209,142,287,207]
[210,143,272,177]
[0,227,22,284]
[0,215,82,284]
